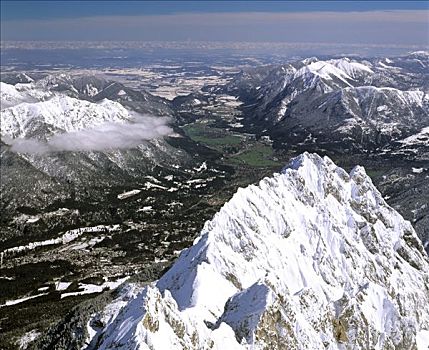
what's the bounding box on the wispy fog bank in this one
[5,115,172,154]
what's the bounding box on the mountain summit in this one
[58,153,429,349]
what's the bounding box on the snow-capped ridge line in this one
[294,58,373,83]
[1,91,173,153]
[84,152,429,350]
[1,94,134,138]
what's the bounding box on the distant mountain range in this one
[216,53,428,153]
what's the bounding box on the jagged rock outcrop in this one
[66,153,429,349]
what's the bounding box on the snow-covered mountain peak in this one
[295,60,352,82]
[328,58,374,78]
[85,152,429,350]
[295,58,373,84]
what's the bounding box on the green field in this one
[229,144,280,167]
[181,123,242,149]
[181,123,280,167]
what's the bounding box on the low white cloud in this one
[6,115,173,154]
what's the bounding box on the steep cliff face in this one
[82,153,429,350]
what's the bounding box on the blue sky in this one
[1,1,428,46]
[2,1,428,20]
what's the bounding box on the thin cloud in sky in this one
[1,10,428,45]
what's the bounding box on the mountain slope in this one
[1,94,135,139]
[222,55,428,152]
[268,85,428,151]
[216,54,429,254]
[69,153,429,350]
[0,77,214,248]
[0,82,52,109]
[33,73,174,116]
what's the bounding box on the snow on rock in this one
[417,330,429,350]
[329,58,374,78]
[409,51,429,58]
[84,84,100,97]
[294,58,373,88]
[1,293,49,308]
[2,224,120,255]
[60,277,129,299]
[1,95,133,138]
[137,206,153,212]
[84,153,429,349]
[0,82,52,109]
[294,61,353,86]
[0,82,27,109]
[55,281,72,291]
[18,330,41,350]
[399,126,429,146]
[412,167,426,174]
[117,189,141,200]
[348,86,425,107]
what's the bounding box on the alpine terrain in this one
[32,153,429,350]
[204,53,429,253]
[2,0,429,347]
[1,51,428,349]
